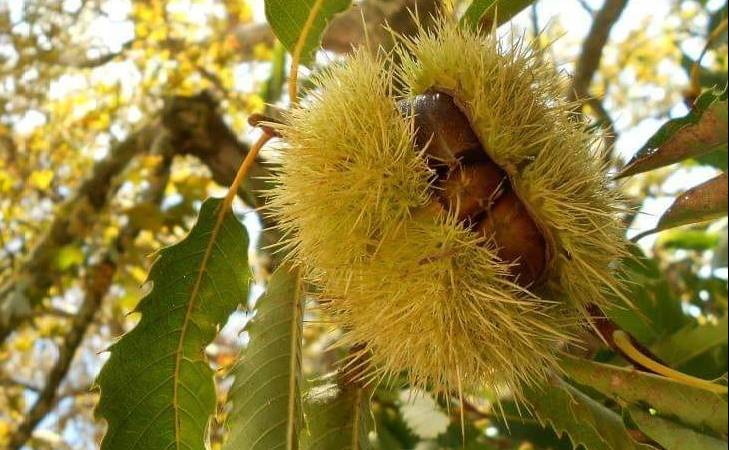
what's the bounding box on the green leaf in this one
[652,315,729,367]
[629,408,728,450]
[526,377,651,450]
[606,245,687,345]
[654,172,728,233]
[559,355,729,435]
[695,148,729,171]
[96,197,250,450]
[437,422,496,449]
[461,0,535,30]
[223,265,303,450]
[713,230,729,268]
[302,383,371,450]
[657,229,721,251]
[264,0,352,67]
[371,395,420,450]
[261,42,287,104]
[618,89,728,178]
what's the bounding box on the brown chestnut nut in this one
[399,91,548,288]
[478,191,547,286]
[439,161,506,221]
[397,92,482,169]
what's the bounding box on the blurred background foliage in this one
[0,0,726,449]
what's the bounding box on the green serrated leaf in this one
[302,383,371,450]
[655,172,728,232]
[629,408,728,450]
[371,397,420,450]
[437,422,494,450]
[223,265,303,450]
[652,315,729,367]
[96,197,250,450]
[560,355,729,435]
[618,89,728,178]
[526,377,650,450]
[264,0,352,67]
[460,0,535,30]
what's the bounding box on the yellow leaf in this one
[128,265,148,284]
[55,244,84,270]
[29,169,54,190]
[0,169,13,193]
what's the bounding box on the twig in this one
[576,0,596,17]
[568,0,628,104]
[568,0,627,163]
[288,0,325,106]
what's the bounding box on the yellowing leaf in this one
[29,169,54,190]
[619,90,728,178]
[657,172,728,232]
[55,244,84,270]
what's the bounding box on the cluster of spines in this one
[268,20,628,397]
[397,20,629,315]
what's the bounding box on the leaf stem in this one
[613,330,728,395]
[288,0,325,106]
[222,132,273,212]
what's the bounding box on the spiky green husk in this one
[268,21,627,395]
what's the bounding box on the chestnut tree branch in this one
[568,0,628,104]
[569,0,627,160]
[0,125,159,346]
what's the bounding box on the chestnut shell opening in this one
[398,91,549,287]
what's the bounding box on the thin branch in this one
[568,0,627,162]
[568,0,628,104]
[0,125,159,346]
[576,0,596,17]
[6,149,173,450]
